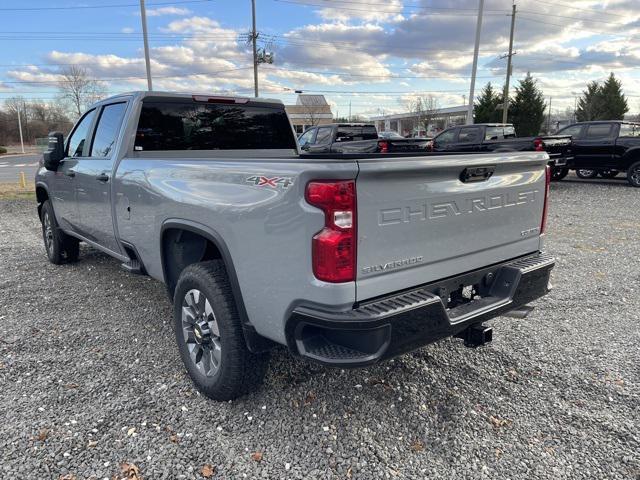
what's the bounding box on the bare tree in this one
[57,66,106,118]
[405,95,441,133]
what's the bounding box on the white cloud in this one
[146,7,192,17]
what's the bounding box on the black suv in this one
[556,121,640,187]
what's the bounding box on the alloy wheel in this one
[43,212,54,256]
[181,289,222,377]
[631,165,640,186]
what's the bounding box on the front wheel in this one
[551,167,569,181]
[628,162,640,188]
[599,169,619,179]
[40,200,80,264]
[173,260,269,400]
[576,169,598,179]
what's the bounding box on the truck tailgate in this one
[355,152,548,301]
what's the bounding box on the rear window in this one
[335,125,377,142]
[135,101,296,151]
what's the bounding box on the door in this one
[451,126,483,152]
[74,102,128,253]
[298,128,317,152]
[305,126,334,153]
[49,108,97,231]
[573,123,616,168]
[431,128,458,152]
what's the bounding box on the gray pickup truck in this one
[36,91,555,400]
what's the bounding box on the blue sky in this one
[1,0,639,117]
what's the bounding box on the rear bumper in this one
[287,252,554,367]
[548,155,572,167]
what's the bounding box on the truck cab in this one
[557,121,640,186]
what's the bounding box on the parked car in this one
[429,123,573,181]
[37,91,555,400]
[299,123,430,153]
[555,121,640,187]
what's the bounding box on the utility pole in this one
[251,0,259,97]
[139,0,153,91]
[467,0,484,125]
[547,96,553,133]
[17,105,25,154]
[348,100,352,122]
[501,3,516,124]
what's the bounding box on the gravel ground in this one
[1,175,639,480]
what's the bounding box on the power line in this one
[0,0,213,11]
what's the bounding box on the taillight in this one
[378,140,389,153]
[534,138,545,151]
[305,180,356,283]
[541,165,551,234]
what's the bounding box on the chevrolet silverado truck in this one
[36,92,555,400]
[298,123,430,153]
[430,123,573,181]
[555,121,640,187]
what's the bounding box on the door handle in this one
[65,170,76,178]
[96,173,110,182]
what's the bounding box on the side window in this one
[585,124,613,139]
[435,129,456,145]
[485,126,504,140]
[503,126,516,138]
[90,102,127,157]
[458,127,482,143]
[559,125,583,138]
[299,129,316,145]
[314,127,333,145]
[66,109,96,157]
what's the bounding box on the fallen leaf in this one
[304,391,316,406]
[59,475,76,480]
[37,429,49,442]
[127,427,136,436]
[251,451,263,462]
[410,439,425,452]
[489,415,513,428]
[614,379,624,386]
[169,434,179,444]
[201,464,215,478]
[87,440,98,448]
[346,466,353,479]
[495,448,503,458]
[121,462,142,480]
[544,446,555,455]
[64,383,79,389]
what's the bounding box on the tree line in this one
[474,72,630,136]
[0,66,105,147]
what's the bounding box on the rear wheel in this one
[628,162,640,188]
[599,169,619,179]
[576,169,598,179]
[173,260,269,400]
[551,167,569,181]
[40,200,80,264]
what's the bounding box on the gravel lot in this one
[1,175,639,480]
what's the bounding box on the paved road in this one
[0,153,40,183]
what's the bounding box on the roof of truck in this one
[93,91,285,106]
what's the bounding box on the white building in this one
[370,105,469,136]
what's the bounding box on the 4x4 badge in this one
[246,176,294,189]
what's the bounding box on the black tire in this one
[576,169,598,179]
[173,260,269,400]
[628,161,640,188]
[551,167,569,181]
[40,200,80,264]
[599,169,619,179]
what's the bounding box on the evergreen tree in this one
[474,82,503,123]
[599,73,628,120]
[576,81,605,122]
[510,73,546,136]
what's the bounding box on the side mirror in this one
[43,132,65,171]
[300,143,310,151]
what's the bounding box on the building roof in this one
[296,94,329,106]
[370,104,468,121]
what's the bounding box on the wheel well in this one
[161,228,223,297]
[36,186,49,218]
